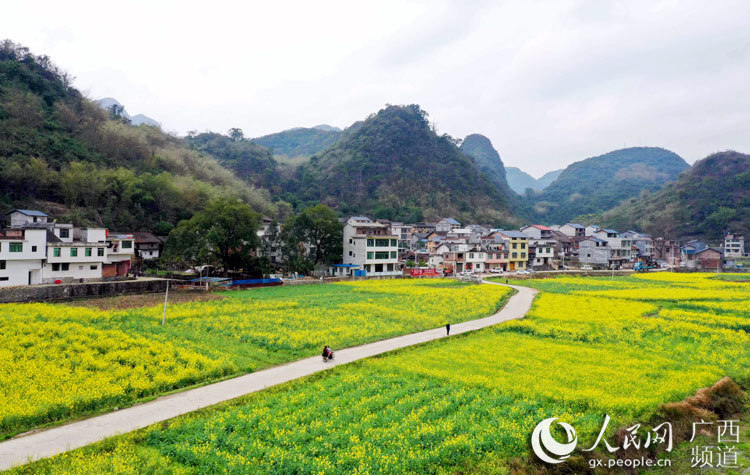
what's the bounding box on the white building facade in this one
[343,217,400,276]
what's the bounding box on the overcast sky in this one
[3,0,749,176]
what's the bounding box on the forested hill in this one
[532,146,689,223]
[600,151,750,241]
[0,40,276,233]
[252,126,342,159]
[459,134,508,189]
[289,105,520,225]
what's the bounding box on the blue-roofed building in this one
[559,223,586,237]
[6,210,49,228]
[435,218,461,233]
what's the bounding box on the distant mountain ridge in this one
[288,105,520,225]
[600,151,750,241]
[532,146,690,223]
[252,126,342,158]
[96,97,160,127]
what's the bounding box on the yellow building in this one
[494,231,528,271]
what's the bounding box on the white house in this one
[0,228,46,287]
[585,225,602,236]
[343,217,400,276]
[465,248,487,273]
[723,234,745,258]
[6,209,49,228]
[593,229,633,268]
[435,218,461,233]
[44,228,108,283]
[559,223,586,237]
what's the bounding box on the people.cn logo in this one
[531,417,578,464]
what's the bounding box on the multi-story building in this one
[723,234,745,258]
[579,237,610,269]
[343,217,400,276]
[0,227,46,287]
[621,231,654,263]
[493,231,528,271]
[435,218,461,233]
[484,241,509,271]
[44,228,108,283]
[465,247,487,273]
[593,229,632,268]
[585,225,601,237]
[104,233,135,277]
[559,223,586,237]
[528,240,556,269]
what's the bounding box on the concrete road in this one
[0,281,537,471]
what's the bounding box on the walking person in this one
[446,323,450,335]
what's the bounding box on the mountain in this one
[600,151,750,241]
[312,124,341,132]
[252,126,342,159]
[536,169,563,189]
[505,167,562,194]
[187,132,282,191]
[96,97,160,127]
[289,105,519,225]
[505,167,538,194]
[459,134,508,187]
[532,147,690,223]
[0,40,275,232]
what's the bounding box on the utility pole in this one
[161,280,169,326]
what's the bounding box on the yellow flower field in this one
[12,272,749,474]
[0,280,510,439]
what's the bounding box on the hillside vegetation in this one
[0,40,275,232]
[252,126,342,160]
[289,105,520,225]
[532,147,689,223]
[600,151,750,241]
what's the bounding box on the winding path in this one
[0,281,537,471]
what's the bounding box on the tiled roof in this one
[8,209,48,217]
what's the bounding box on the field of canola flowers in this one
[12,272,749,474]
[0,280,510,439]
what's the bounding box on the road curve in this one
[0,281,537,471]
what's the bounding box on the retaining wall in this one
[0,278,170,303]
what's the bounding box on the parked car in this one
[489,268,504,273]
[515,270,530,275]
[581,265,593,270]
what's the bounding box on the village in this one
[0,208,746,290]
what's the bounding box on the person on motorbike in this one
[322,345,333,361]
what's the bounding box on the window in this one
[387,263,394,271]
[59,229,69,238]
[512,252,517,258]
[9,243,22,252]
[90,265,98,270]
[52,263,60,271]
[32,246,37,252]
[367,239,374,247]
[0,260,5,270]
[79,266,83,270]
[85,248,92,257]
[53,247,61,257]
[0,277,7,281]
[391,239,397,246]
[367,252,374,259]
[375,239,390,247]
[521,252,526,258]
[349,239,353,244]
[122,240,133,249]
[33,217,38,223]
[97,248,104,257]
[512,243,517,249]
[70,248,78,257]
[390,251,397,258]
[375,251,389,259]
[61,263,69,271]
[348,251,352,256]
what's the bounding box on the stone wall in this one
[0,278,170,303]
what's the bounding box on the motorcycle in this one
[322,351,335,362]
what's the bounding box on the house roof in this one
[7,209,48,217]
[132,232,161,244]
[602,229,619,234]
[583,237,607,243]
[587,225,601,229]
[564,223,585,229]
[498,230,528,238]
[695,247,723,255]
[523,224,551,231]
[46,230,62,243]
[441,218,460,225]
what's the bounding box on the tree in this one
[282,204,342,272]
[228,128,244,141]
[164,197,262,273]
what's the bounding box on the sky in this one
[3,0,750,176]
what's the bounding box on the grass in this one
[11,273,749,473]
